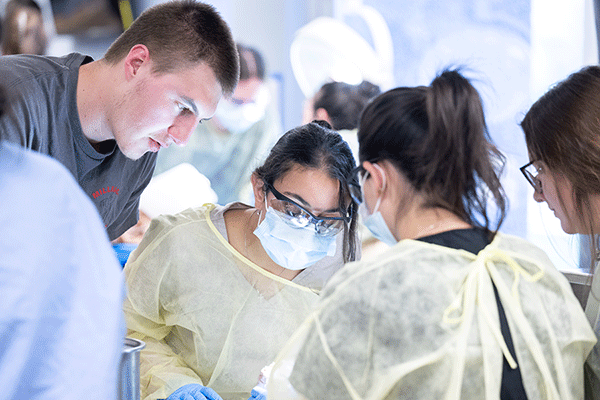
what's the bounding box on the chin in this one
[122,151,144,161]
[113,136,148,160]
[559,220,577,235]
[119,145,148,160]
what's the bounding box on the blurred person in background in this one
[302,80,380,160]
[155,43,282,204]
[1,0,47,55]
[0,82,125,398]
[0,0,239,241]
[50,0,122,36]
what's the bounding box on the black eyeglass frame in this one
[520,160,542,193]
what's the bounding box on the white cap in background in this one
[139,163,218,219]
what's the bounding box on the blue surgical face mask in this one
[359,166,397,247]
[253,206,337,271]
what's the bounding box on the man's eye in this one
[177,103,191,113]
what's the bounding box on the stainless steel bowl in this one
[118,337,146,400]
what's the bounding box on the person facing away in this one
[1,0,48,55]
[267,69,596,400]
[0,83,125,398]
[520,65,600,399]
[0,0,239,241]
[122,121,360,400]
[155,42,282,204]
[302,80,380,160]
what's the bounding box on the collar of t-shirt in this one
[416,228,490,254]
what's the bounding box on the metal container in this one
[561,269,593,308]
[118,337,146,400]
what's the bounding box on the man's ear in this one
[123,44,151,80]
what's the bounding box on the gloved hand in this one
[247,385,267,400]
[166,384,223,400]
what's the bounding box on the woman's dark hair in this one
[254,120,359,262]
[313,81,381,130]
[357,68,506,237]
[521,65,600,272]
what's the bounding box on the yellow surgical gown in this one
[268,233,597,400]
[123,204,322,400]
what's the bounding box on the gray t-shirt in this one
[0,53,157,240]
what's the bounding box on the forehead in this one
[274,165,341,211]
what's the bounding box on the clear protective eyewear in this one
[266,183,350,236]
[520,161,542,193]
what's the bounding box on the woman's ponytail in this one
[424,69,506,232]
[357,68,506,235]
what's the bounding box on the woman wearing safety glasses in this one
[266,69,595,400]
[520,65,600,399]
[122,120,359,400]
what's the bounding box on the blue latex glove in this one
[247,386,267,400]
[166,384,223,400]
[112,242,137,267]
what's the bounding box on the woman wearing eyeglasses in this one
[266,69,595,400]
[122,121,359,400]
[520,65,600,399]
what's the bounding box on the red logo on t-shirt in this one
[92,186,120,199]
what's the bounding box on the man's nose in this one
[168,116,199,146]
